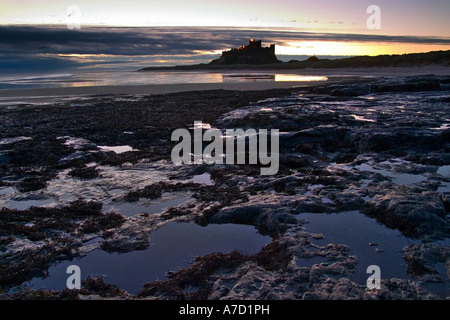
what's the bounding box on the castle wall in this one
[213,40,280,65]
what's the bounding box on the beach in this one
[0,67,449,300]
[1,65,450,99]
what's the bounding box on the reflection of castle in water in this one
[222,73,276,82]
[210,39,281,65]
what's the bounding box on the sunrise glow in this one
[1,0,449,64]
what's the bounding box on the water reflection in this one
[21,222,271,294]
[1,71,328,89]
[299,211,449,298]
[274,74,328,82]
[222,74,275,82]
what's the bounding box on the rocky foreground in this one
[0,75,449,300]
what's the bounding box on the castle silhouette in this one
[209,39,281,65]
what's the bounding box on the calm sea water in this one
[0,70,327,90]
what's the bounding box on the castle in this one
[209,39,281,65]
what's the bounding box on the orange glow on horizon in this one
[276,41,450,57]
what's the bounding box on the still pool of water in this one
[20,221,272,294]
[297,211,449,298]
[0,186,15,196]
[97,145,138,154]
[103,192,192,217]
[356,163,427,185]
[0,71,329,91]
[8,198,54,210]
[437,165,450,177]
[192,173,214,186]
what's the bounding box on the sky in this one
[0,0,449,72]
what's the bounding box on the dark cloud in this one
[1,25,450,57]
[0,53,83,73]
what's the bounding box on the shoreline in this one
[0,81,318,99]
[1,66,450,100]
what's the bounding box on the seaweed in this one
[68,166,100,180]
[138,251,250,299]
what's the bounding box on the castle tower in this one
[248,39,262,48]
[270,44,275,55]
[210,40,280,65]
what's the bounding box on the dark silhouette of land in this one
[209,39,280,65]
[139,40,450,71]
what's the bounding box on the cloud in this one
[0,53,83,73]
[1,25,450,57]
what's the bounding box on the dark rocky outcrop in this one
[209,39,281,66]
[363,190,449,241]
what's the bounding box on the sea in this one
[0,70,328,90]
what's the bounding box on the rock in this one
[441,195,450,213]
[68,166,100,180]
[403,243,450,280]
[59,151,92,163]
[363,190,449,240]
[446,260,450,279]
[330,84,372,97]
[209,204,298,236]
[3,76,450,300]
[333,192,365,211]
[98,215,159,253]
[304,278,369,300]
[279,154,312,170]
[370,279,440,300]
[295,197,334,214]
[372,76,441,93]
[17,175,49,192]
[100,236,149,253]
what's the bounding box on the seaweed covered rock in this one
[363,190,449,241]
